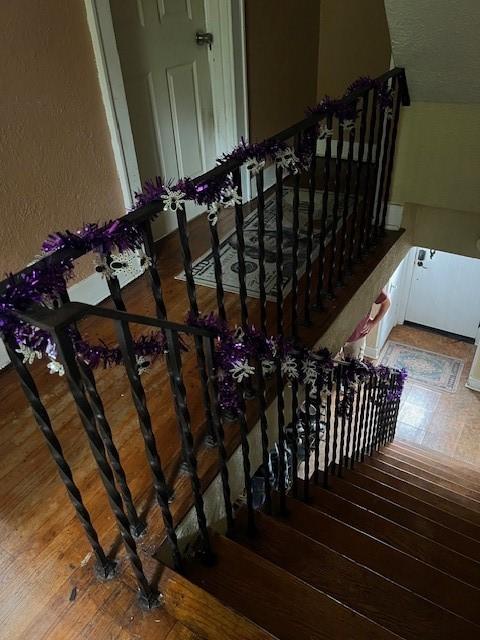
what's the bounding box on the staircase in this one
[160,440,480,639]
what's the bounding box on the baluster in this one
[204,337,234,533]
[348,90,369,272]
[360,377,373,461]
[366,102,386,250]
[58,288,145,537]
[380,80,402,234]
[303,381,312,501]
[255,169,268,334]
[303,130,318,324]
[337,367,347,477]
[327,118,344,298]
[175,205,216,445]
[141,219,168,319]
[331,365,342,475]
[373,83,393,243]
[290,134,301,339]
[207,212,227,323]
[276,355,287,515]
[275,164,285,335]
[3,337,115,580]
[237,393,256,534]
[164,330,213,561]
[358,87,378,259]
[52,327,157,608]
[313,378,322,484]
[232,167,249,326]
[323,368,333,488]
[254,359,272,512]
[372,378,384,452]
[315,113,333,309]
[350,379,364,468]
[343,380,355,470]
[114,319,182,571]
[290,377,299,497]
[367,376,379,456]
[337,122,356,286]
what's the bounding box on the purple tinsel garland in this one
[187,313,405,416]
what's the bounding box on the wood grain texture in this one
[187,533,400,640]
[235,508,478,639]
[326,472,480,562]
[0,191,404,636]
[306,480,480,592]
[275,493,480,624]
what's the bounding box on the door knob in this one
[196,31,213,49]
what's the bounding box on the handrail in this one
[17,301,218,338]
[0,67,408,296]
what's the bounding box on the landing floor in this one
[387,324,480,467]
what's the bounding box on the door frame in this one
[84,0,248,209]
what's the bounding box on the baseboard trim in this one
[364,345,380,360]
[466,376,480,392]
[0,267,142,370]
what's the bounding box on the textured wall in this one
[0,0,123,276]
[245,0,320,141]
[385,0,480,103]
[317,0,391,99]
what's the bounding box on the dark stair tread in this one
[187,532,401,640]
[356,461,480,526]
[276,493,480,624]
[376,451,480,499]
[365,455,480,513]
[159,565,276,640]
[346,467,480,539]
[306,479,480,590]
[328,472,480,562]
[387,442,480,481]
[235,507,478,639]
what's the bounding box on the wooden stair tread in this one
[365,455,480,512]
[276,493,480,624]
[187,533,401,640]
[376,451,480,499]
[305,480,480,590]
[346,467,480,539]
[235,507,478,639]
[357,462,480,526]
[327,472,480,562]
[159,565,275,640]
[387,442,480,480]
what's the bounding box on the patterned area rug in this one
[176,188,354,300]
[380,341,464,393]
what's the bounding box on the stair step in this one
[276,493,480,624]
[357,462,480,526]
[327,472,480,562]
[187,532,401,640]
[376,451,480,500]
[235,507,478,639]
[306,479,480,589]
[159,565,275,640]
[387,441,480,482]
[346,467,480,539]
[365,455,480,513]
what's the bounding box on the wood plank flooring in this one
[0,197,403,638]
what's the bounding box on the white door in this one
[405,248,480,339]
[110,0,217,237]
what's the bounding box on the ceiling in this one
[384,0,480,103]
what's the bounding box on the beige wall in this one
[391,103,480,259]
[245,0,320,141]
[0,0,123,276]
[317,0,391,99]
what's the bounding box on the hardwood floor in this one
[0,198,403,637]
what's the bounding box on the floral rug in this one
[380,341,464,393]
[176,188,354,300]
